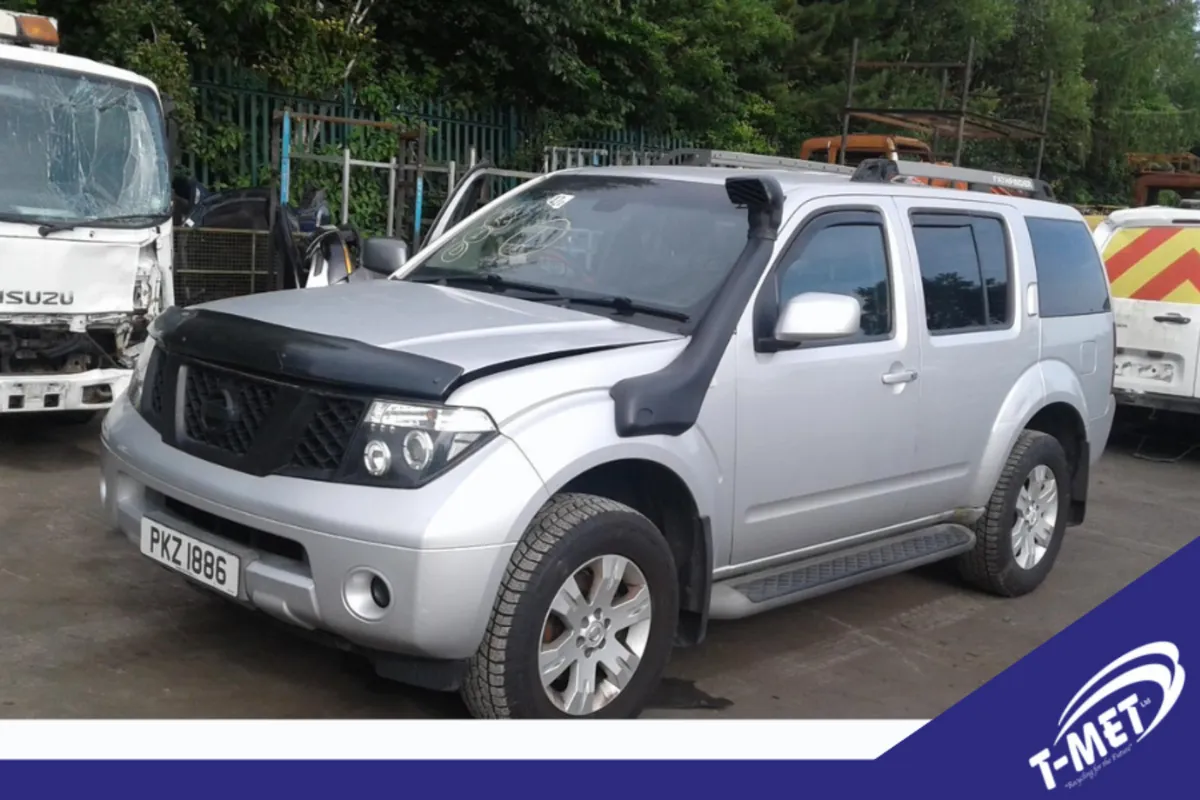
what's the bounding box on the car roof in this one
[557,164,1080,221]
[1102,206,1200,228]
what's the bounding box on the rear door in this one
[1093,210,1200,399]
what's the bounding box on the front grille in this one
[290,397,365,471]
[182,363,278,455]
[143,352,372,480]
[147,350,166,417]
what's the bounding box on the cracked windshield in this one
[0,59,170,226]
[406,175,748,316]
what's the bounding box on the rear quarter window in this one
[1025,217,1112,317]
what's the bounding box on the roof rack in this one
[851,158,1056,201]
[653,148,855,176]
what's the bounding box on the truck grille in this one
[182,363,278,456]
[148,350,166,416]
[290,397,366,471]
[141,354,366,480]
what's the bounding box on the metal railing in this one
[185,66,693,190]
[172,227,276,307]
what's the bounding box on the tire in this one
[461,492,679,719]
[956,429,1071,597]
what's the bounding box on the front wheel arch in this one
[556,459,713,648]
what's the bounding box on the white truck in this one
[0,10,173,422]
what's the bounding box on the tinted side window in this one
[974,217,1011,325]
[777,218,892,338]
[1026,217,1112,317]
[911,212,1013,334]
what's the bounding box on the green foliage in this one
[286,124,415,238]
[24,0,1200,209]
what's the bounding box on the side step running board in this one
[709,523,976,620]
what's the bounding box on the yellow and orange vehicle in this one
[1080,153,1200,230]
[800,133,1045,197]
[799,134,934,166]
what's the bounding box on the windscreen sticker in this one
[546,193,574,210]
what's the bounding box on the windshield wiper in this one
[411,272,688,322]
[37,213,163,236]
[87,213,165,225]
[544,293,690,322]
[412,272,561,296]
[37,222,77,237]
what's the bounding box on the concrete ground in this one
[0,408,1195,719]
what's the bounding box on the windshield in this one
[402,174,748,325]
[0,58,170,226]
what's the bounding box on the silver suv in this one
[99,153,1116,719]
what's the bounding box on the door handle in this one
[882,369,918,385]
[1153,313,1191,325]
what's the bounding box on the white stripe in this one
[0,720,927,760]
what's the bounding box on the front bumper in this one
[0,367,129,413]
[100,395,549,661]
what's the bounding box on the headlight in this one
[344,400,498,488]
[126,338,156,407]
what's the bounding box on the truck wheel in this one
[957,430,1071,597]
[461,493,679,719]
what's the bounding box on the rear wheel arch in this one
[1023,401,1090,525]
[973,363,1092,512]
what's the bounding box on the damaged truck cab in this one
[0,10,173,419]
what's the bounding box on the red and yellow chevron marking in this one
[1102,226,1200,304]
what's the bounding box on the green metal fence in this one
[184,66,692,190]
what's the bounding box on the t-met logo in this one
[1028,641,1185,790]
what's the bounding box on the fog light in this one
[370,576,391,608]
[363,439,392,476]
[343,569,392,621]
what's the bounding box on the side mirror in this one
[361,236,409,276]
[775,292,861,342]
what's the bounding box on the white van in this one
[1093,207,1200,414]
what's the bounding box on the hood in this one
[193,279,683,374]
[0,222,155,314]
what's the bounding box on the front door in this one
[731,196,922,567]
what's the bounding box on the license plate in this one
[139,518,240,597]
